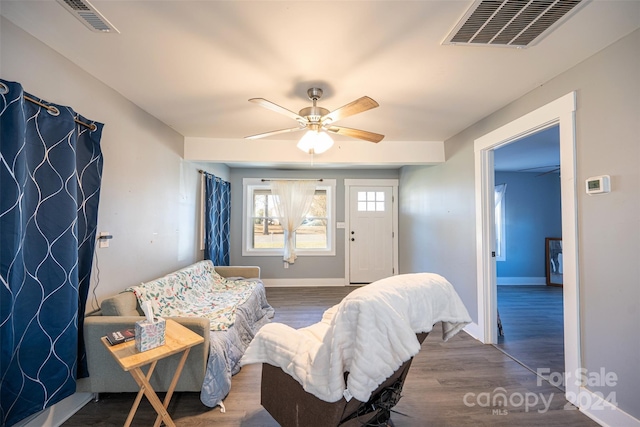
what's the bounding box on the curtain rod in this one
[198,170,228,181]
[261,178,323,182]
[197,171,322,183]
[23,95,96,131]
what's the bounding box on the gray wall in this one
[399,29,640,418]
[0,18,227,306]
[495,171,562,279]
[229,168,399,279]
[399,138,478,319]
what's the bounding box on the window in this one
[243,178,336,256]
[357,191,386,212]
[495,183,507,261]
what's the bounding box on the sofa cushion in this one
[100,292,142,316]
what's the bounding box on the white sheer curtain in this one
[270,180,317,264]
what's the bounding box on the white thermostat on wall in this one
[585,175,610,195]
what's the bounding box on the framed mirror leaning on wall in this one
[546,237,563,286]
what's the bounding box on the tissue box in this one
[135,317,166,352]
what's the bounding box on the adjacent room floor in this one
[496,285,565,385]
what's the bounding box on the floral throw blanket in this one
[127,260,260,331]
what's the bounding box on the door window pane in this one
[357,191,386,212]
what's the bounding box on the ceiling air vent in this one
[443,0,586,48]
[56,0,119,33]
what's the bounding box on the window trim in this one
[242,178,336,257]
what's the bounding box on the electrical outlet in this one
[98,231,111,248]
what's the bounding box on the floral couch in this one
[78,261,273,408]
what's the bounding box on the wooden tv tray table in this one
[101,319,204,427]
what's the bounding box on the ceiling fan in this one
[245,88,385,148]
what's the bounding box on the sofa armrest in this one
[100,291,141,316]
[215,265,260,279]
[78,315,210,393]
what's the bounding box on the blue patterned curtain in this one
[204,173,230,266]
[0,79,103,426]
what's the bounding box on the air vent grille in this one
[56,0,119,33]
[64,0,91,11]
[444,0,585,48]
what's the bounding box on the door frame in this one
[344,179,399,284]
[473,92,580,400]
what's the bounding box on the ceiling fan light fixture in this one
[246,88,384,145]
[297,130,334,154]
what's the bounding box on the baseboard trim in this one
[497,276,546,286]
[15,392,93,427]
[576,388,640,427]
[262,278,347,287]
[463,322,482,341]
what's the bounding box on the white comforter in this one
[240,273,471,403]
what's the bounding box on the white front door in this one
[349,186,394,284]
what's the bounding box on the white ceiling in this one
[494,125,560,173]
[2,0,639,168]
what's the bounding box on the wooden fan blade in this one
[321,96,379,124]
[326,126,384,143]
[249,98,306,122]
[245,127,305,140]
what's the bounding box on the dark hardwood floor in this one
[65,285,597,426]
[496,285,564,383]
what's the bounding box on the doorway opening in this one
[493,126,565,379]
[473,92,581,401]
